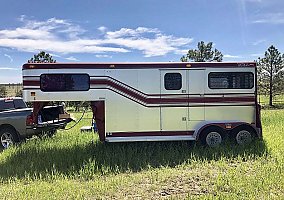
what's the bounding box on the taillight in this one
[26,114,34,126]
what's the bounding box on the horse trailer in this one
[22,62,262,147]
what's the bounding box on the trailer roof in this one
[23,62,256,70]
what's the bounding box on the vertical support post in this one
[90,101,105,142]
[33,102,48,124]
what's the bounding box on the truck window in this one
[14,99,27,109]
[40,74,90,92]
[0,100,14,111]
[208,72,254,89]
[164,73,182,90]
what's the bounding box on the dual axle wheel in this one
[201,126,255,147]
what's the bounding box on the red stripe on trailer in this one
[23,76,255,105]
[23,80,40,86]
[23,80,255,104]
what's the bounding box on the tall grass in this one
[0,110,283,199]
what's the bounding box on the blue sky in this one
[0,0,283,83]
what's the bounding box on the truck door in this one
[160,70,188,132]
[187,69,205,128]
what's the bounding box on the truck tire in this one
[47,129,56,137]
[0,127,18,149]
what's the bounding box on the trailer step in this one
[80,126,93,132]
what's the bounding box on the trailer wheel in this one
[200,127,224,147]
[0,127,18,149]
[233,126,255,145]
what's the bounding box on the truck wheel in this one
[0,127,18,149]
[47,129,56,137]
[200,127,224,147]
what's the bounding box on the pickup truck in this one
[0,97,71,149]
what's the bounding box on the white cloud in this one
[251,13,284,24]
[0,38,129,54]
[98,26,107,33]
[95,54,112,58]
[65,56,79,61]
[223,54,241,59]
[252,39,266,45]
[4,54,13,62]
[250,53,263,57]
[0,28,54,40]
[0,67,18,70]
[174,49,189,55]
[103,27,193,57]
[244,0,263,2]
[0,17,193,57]
[105,27,159,39]
[50,53,61,58]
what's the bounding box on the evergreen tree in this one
[28,51,56,63]
[181,41,223,62]
[257,45,284,106]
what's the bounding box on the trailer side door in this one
[187,69,205,129]
[160,70,188,132]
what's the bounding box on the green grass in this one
[258,94,284,109]
[0,110,284,199]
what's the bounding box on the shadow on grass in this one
[0,138,268,180]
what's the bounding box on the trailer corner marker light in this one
[186,64,191,67]
[110,64,115,68]
[225,124,232,129]
[31,92,36,96]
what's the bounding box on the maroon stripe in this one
[107,131,194,137]
[23,80,40,86]
[91,79,146,102]
[23,76,39,78]
[22,62,256,70]
[90,79,255,104]
[23,79,255,104]
[23,88,40,90]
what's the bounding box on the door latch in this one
[182,117,186,121]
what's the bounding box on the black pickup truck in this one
[0,97,71,149]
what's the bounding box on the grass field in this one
[0,110,284,199]
[258,94,284,109]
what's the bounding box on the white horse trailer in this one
[22,62,262,147]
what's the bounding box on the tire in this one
[200,127,224,147]
[47,129,56,138]
[0,127,18,149]
[233,127,254,145]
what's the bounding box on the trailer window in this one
[164,73,182,90]
[40,74,90,92]
[208,72,254,89]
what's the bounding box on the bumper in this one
[26,118,72,136]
